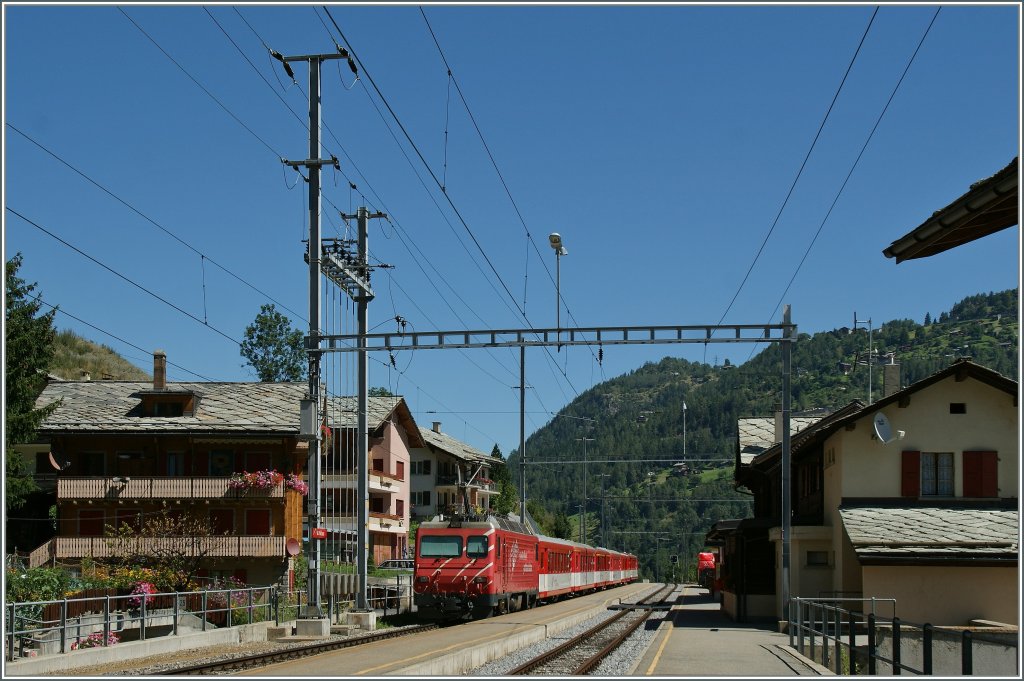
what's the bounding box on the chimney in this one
[883,358,901,398]
[154,350,167,390]
[432,421,442,434]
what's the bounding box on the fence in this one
[5,576,414,661]
[789,597,1019,676]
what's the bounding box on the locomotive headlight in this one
[416,576,429,583]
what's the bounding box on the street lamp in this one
[577,437,595,544]
[549,233,568,350]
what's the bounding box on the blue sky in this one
[3,3,1020,457]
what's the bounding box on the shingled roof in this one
[35,379,419,441]
[840,506,1018,564]
[883,157,1018,263]
[419,426,498,466]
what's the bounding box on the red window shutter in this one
[901,451,920,497]
[963,451,982,497]
[964,451,998,498]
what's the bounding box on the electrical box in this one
[299,399,315,439]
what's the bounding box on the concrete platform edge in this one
[387,604,611,676]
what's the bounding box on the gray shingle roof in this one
[737,415,828,464]
[840,506,1019,558]
[419,427,497,465]
[35,380,408,435]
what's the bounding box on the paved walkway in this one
[631,586,831,676]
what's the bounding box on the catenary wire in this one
[709,6,880,335]
[6,123,308,325]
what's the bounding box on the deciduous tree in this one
[240,304,306,382]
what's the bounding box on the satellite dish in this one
[48,452,70,471]
[286,538,301,557]
[873,413,904,444]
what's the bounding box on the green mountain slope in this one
[49,330,150,381]
[511,289,1018,580]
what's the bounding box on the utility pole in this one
[577,437,594,544]
[333,207,387,610]
[854,312,873,405]
[277,47,352,616]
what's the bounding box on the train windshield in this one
[466,535,488,558]
[419,535,462,558]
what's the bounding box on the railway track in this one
[160,623,438,675]
[508,584,676,676]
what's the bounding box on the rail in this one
[789,597,1019,676]
[5,576,415,662]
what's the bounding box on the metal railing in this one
[5,577,416,661]
[5,586,276,661]
[789,597,1019,676]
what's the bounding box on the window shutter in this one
[901,451,920,497]
[964,451,998,497]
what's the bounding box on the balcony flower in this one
[227,470,285,491]
[285,473,309,496]
[71,632,120,650]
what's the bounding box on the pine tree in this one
[924,312,932,326]
[5,254,59,511]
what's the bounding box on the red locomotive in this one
[413,513,638,621]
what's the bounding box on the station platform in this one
[631,585,832,676]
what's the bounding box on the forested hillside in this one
[510,289,1018,580]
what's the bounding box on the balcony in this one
[58,477,284,500]
[320,512,405,534]
[435,476,497,494]
[322,472,402,494]
[29,536,287,567]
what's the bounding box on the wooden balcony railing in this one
[57,477,284,500]
[42,535,286,562]
[320,512,405,533]
[321,473,400,494]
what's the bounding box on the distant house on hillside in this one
[712,359,1018,626]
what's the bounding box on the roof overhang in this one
[883,157,1018,263]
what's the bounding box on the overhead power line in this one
[711,6,880,335]
[7,207,241,347]
[6,123,308,324]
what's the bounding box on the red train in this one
[413,513,639,621]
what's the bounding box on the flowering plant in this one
[71,632,119,650]
[227,470,285,491]
[127,580,156,608]
[285,473,309,495]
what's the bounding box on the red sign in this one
[311,528,328,540]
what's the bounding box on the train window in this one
[467,535,488,557]
[419,535,462,558]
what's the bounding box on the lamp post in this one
[549,233,568,350]
[577,437,594,544]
